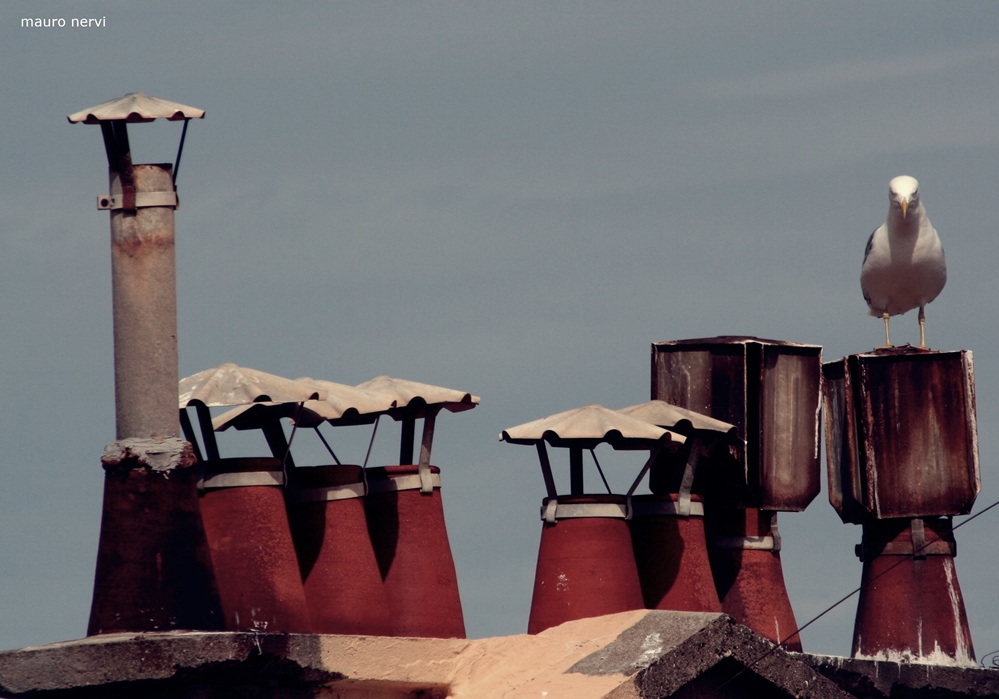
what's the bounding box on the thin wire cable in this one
[715,497,999,690]
[979,648,999,669]
[952,498,999,533]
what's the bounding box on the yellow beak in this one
[900,199,908,218]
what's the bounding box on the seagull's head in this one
[888,175,920,219]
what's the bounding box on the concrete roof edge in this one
[800,653,999,699]
[581,611,854,699]
[0,632,339,694]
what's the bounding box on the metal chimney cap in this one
[617,400,740,439]
[212,379,398,432]
[178,363,325,408]
[500,403,685,450]
[68,92,205,124]
[354,375,480,417]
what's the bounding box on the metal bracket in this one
[293,482,367,503]
[630,498,705,518]
[714,534,777,551]
[622,440,670,521]
[769,511,782,552]
[367,472,441,495]
[542,498,559,524]
[911,518,927,559]
[536,443,559,500]
[677,434,703,516]
[540,500,629,522]
[854,538,956,561]
[626,441,665,500]
[98,191,178,210]
[418,410,437,493]
[854,517,958,561]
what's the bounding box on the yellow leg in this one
[882,312,892,348]
[918,307,926,349]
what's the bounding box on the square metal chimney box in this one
[651,336,822,512]
[823,349,980,522]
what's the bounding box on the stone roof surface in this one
[1,610,996,698]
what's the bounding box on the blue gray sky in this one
[2,2,999,659]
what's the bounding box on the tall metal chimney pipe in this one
[69,94,222,633]
[107,162,182,439]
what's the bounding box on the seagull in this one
[860,175,947,348]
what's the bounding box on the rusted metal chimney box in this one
[651,337,822,511]
[822,349,980,522]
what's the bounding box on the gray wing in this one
[862,229,876,266]
[861,228,877,308]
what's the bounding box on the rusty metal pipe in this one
[108,163,181,440]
